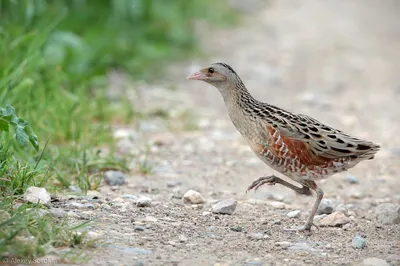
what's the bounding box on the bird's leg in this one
[246,175,311,195]
[284,180,324,232]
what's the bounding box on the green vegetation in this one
[0,0,235,262]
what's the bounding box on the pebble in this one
[183,190,205,204]
[23,186,51,205]
[288,242,319,252]
[352,235,367,249]
[136,196,152,207]
[351,191,364,199]
[104,170,126,186]
[86,231,102,239]
[122,194,138,201]
[272,219,282,225]
[362,258,390,266]
[145,216,158,222]
[134,226,145,231]
[230,226,243,232]
[66,212,78,218]
[342,223,351,230]
[87,190,101,197]
[69,185,82,193]
[111,197,125,203]
[49,208,67,218]
[247,233,264,240]
[211,199,237,215]
[344,174,359,184]
[166,180,182,188]
[113,128,137,139]
[172,188,184,199]
[334,204,348,216]
[317,198,336,215]
[287,210,301,218]
[178,235,188,243]
[275,241,292,248]
[318,211,350,227]
[376,203,400,225]
[68,202,95,209]
[268,201,287,209]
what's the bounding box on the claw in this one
[246,176,277,193]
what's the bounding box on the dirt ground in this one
[54,1,400,265]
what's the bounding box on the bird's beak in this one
[187,71,206,80]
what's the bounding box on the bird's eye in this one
[208,67,215,74]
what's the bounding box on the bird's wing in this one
[264,113,379,161]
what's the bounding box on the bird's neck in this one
[215,79,261,138]
[218,80,257,111]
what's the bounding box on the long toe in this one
[246,176,276,192]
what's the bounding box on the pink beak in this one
[187,71,206,80]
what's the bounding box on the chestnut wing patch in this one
[262,125,332,167]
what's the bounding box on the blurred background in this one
[1,0,399,264]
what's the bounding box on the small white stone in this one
[268,201,287,209]
[86,231,102,239]
[183,190,205,204]
[211,199,237,215]
[287,210,301,218]
[248,233,264,240]
[145,216,158,222]
[23,187,51,205]
[111,197,125,203]
[178,235,188,243]
[87,190,101,197]
[275,241,292,248]
[136,196,152,207]
[113,128,136,139]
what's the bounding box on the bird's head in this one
[187,63,240,89]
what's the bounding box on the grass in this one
[0,0,236,262]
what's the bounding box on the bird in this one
[187,62,380,231]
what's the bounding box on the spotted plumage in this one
[187,63,380,231]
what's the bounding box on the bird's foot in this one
[246,176,277,192]
[283,222,319,232]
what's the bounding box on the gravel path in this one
[52,1,400,265]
